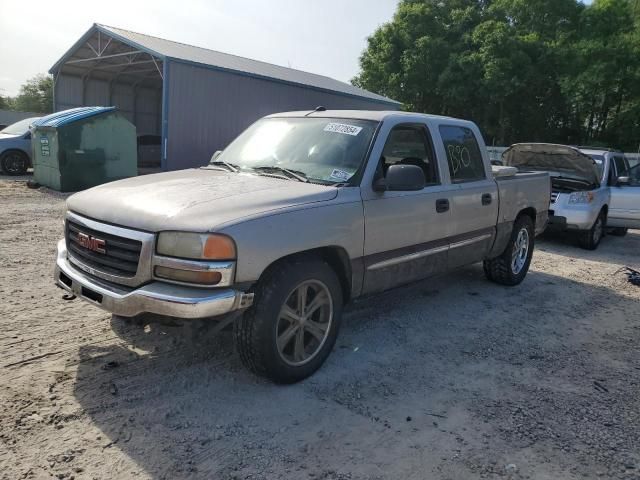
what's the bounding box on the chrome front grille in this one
[550,191,560,203]
[64,212,155,287]
[66,220,142,277]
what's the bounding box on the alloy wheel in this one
[275,280,333,366]
[511,228,530,275]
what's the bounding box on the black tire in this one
[483,215,535,286]
[609,227,628,237]
[578,210,606,250]
[234,257,343,384]
[0,150,29,175]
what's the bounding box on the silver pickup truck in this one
[54,110,550,383]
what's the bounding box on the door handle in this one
[482,193,493,206]
[436,199,450,213]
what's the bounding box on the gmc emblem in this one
[77,232,106,254]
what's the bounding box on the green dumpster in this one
[31,107,137,192]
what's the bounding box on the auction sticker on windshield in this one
[328,168,353,182]
[324,123,363,136]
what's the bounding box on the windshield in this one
[212,117,378,184]
[0,117,39,135]
[587,154,605,177]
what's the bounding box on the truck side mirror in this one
[381,164,426,192]
[617,176,630,186]
[211,150,222,162]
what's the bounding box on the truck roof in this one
[266,109,471,124]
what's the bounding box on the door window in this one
[627,164,640,186]
[440,125,486,183]
[613,156,629,178]
[379,124,439,185]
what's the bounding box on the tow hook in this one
[62,293,76,301]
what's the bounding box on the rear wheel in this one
[483,215,535,286]
[579,210,606,250]
[0,150,29,175]
[234,257,342,383]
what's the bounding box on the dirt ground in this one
[1,175,639,480]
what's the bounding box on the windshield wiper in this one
[207,161,240,173]
[252,166,309,183]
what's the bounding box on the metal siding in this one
[54,74,161,136]
[85,79,110,105]
[166,62,396,170]
[55,74,83,111]
[135,87,162,135]
[111,83,135,123]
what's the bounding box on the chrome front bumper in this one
[54,240,253,319]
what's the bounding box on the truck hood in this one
[66,168,338,232]
[503,143,600,186]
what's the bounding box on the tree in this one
[0,95,10,110]
[12,74,53,114]
[353,0,640,150]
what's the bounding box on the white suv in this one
[503,144,640,250]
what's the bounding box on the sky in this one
[0,0,399,97]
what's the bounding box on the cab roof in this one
[266,109,471,124]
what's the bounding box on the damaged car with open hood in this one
[503,143,640,250]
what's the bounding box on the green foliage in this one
[354,0,640,150]
[0,94,11,110]
[8,74,53,114]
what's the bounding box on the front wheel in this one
[578,210,606,250]
[483,215,535,286]
[0,151,29,175]
[234,257,343,383]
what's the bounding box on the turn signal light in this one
[155,266,222,285]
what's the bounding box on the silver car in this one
[0,117,40,175]
[504,144,640,249]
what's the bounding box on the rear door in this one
[609,155,640,229]
[361,120,456,293]
[436,124,499,268]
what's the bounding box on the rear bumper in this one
[54,240,253,319]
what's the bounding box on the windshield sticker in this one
[324,123,363,136]
[328,169,353,182]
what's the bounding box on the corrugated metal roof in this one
[33,106,116,128]
[89,24,399,106]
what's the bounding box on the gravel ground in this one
[1,176,639,480]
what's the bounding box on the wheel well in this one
[602,205,608,217]
[517,207,536,225]
[0,149,31,165]
[258,247,352,304]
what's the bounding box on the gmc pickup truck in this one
[55,110,550,383]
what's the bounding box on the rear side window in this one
[440,126,485,183]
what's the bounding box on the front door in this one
[436,124,499,269]
[361,122,456,293]
[609,156,640,229]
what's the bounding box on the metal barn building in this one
[50,24,400,171]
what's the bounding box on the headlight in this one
[568,192,594,204]
[157,232,236,260]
